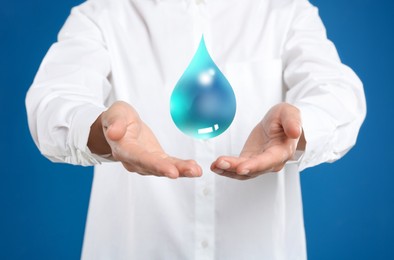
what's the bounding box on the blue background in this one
[0,0,393,259]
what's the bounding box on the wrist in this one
[296,129,306,151]
[88,113,112,155]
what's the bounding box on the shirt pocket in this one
[222,59,284,154]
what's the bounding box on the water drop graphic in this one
[170,36,236,139]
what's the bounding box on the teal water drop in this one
[170,36,236,139]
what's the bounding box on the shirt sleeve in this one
[283,0,367,171]
[25,3,111,166]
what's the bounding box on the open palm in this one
[211,103,304,180]
[102,101,202,179]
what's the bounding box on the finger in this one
[115,145,180,179]
[210,156,248,174]
[214,170,254,181]
[122,159,180,179]
[236,148,289,175]
[281,105,302,139]
[169,158,202,178]
[139,155,180,179]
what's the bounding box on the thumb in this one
[281,104,302,139]
[104,118,127,141]
[101,101,134,141]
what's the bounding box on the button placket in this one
[191,0,210,48]
[203,187,210,196]
[201,240,209,249]
[194,139,215,259]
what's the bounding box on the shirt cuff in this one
[293,102,336,172]
[66,105,108,166]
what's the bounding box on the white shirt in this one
[26,0,366,259]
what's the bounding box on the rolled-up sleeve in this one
[26,3,111,166]
[283,0,366,171]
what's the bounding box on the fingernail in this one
[166,171,178,179]
[239,169,250,175]
[185,171,193,177]
[213,168,224,174]
[166,174,178,179]
[218,161,231,170]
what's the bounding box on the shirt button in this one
[203,187,210,196]
[201,240,209,248]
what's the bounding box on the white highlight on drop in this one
[198,69,216,86]
[198,124,219,134]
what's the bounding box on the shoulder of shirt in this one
[70,0,117,20]
[69,0,312,21]
[264,0,313,9]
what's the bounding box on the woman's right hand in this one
[88,101,202,179]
